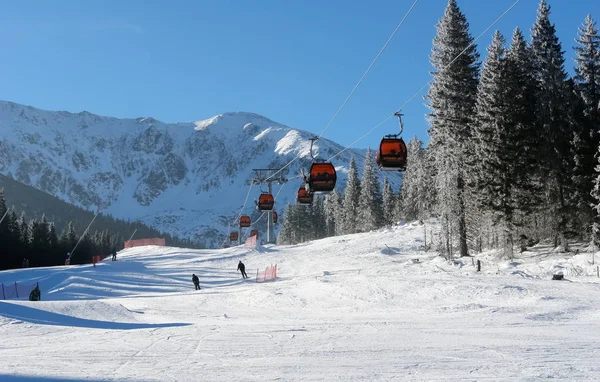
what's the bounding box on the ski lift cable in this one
[226,0,420,241]
[262,0,421,184]
[220,182,255,248]
[326,0,521,163]
[315,0,420,141]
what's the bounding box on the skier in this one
[112,247,117,261]
[192,274,201,290]
[237,261,248,279]
[29,284,41,301]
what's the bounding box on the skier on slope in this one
[29,284,41,301]
[237,261,248,279]
[192,274,201,290]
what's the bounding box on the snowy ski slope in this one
[2,221,600,381]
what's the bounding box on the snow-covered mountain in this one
[0,101,399,246]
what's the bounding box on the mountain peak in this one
[0,100,382,247]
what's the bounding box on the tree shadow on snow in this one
[0,302,190,330]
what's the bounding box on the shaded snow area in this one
[2,221,600,381]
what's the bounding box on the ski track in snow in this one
[2,220,600,381]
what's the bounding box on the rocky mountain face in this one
[0,101,399,247]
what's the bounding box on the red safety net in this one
[124,238,166,248]
[256,264,277,282]
[244,235,257,247]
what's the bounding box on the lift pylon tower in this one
[252,169,287,244]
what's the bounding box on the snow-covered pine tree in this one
[277,204,294,244]
[59,221,78,252]
[574,15,600,117]
[530,0,574,249]
[426,0,479,257]
[324,189,341,236]
[471,31,506,210]
[49,223,59,253]
[382,177,395,226]
[505,27,543,241]
[591,146,600,249]
[573,15,600,236]
[392,180,404,224]
[401,137,428,222]
[471,30,528,258]
[357,149,384,232]
[0,189,7,242]
[19,213,30,247]
[311,196,327,240]
[341,157,361,234]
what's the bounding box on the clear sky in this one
[0,0,598,151]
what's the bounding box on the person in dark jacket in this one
[237,261,248,279]
[192,274,201,290]
[29,284,41,301]
[112,247,117,261]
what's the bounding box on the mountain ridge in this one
[0,100,400,247]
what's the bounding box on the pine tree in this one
[324,189,341,236]
[401,137,429,222]
[530,0,573,249]
[341,157,361,234]
[471,31,520,257]
[426,0,479,257]
[5,211,21,270]
[573,15,600,236]
[393,181,404,223]
[591,147,600,248]
[505,27,542,224]
[18,213,30,248]
[574,15,600,117]
[59,221,78,255]
[357,149,383,232]
[0,189,8,247]
[382,177,395,226]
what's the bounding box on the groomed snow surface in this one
[2,221,600,381]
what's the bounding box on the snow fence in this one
[245,235,257,247]
[1,282,38,300]
[124,238,166,248]
[256,264,277,283]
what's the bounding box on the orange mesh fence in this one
[124,238,166,248]
[244,235,257,247]
[256,264,277,282]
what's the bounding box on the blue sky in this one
[0,0,598,151]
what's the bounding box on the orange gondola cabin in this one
[250,229,259,238]
[376,136,407,171]
[308,162,337,192]
[297,187,314,204]
[229,232,239,242]
[272,211,278,224]
[239,215,251,228]
[257,193,274,211]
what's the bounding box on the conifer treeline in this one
[279,0,600,259]
[278,150,394,245]
[423,0,600,259]
[0,188,201,271]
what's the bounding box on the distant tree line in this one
[0,188,201,271]
[278,0,600,261]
